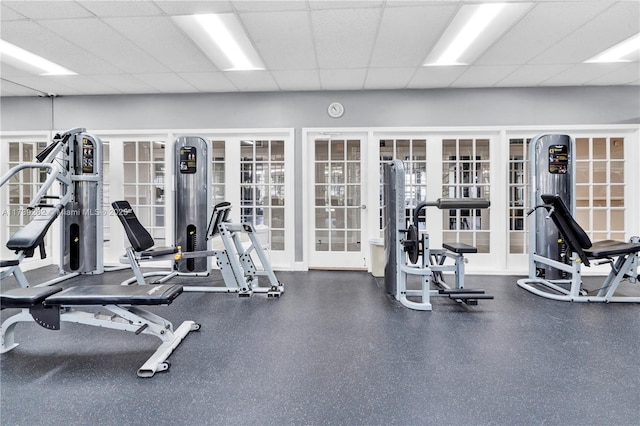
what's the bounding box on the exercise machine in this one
[114,200,283,297]
[517,134,640,302]
[1,128,104,287]
[383,160,493,311]
[1,284,200,377]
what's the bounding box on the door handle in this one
[361,205,367,210]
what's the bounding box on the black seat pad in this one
[1,286,63,309]
[586,240,640,258]
[6,206,62,251]
[140,247,178,257]
[43,284,183,306]
[443,242,477,254]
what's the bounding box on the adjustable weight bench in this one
[517,194,640,302]
[1,284,200,377]
[0,205,64,288]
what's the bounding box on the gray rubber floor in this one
[1,266,639,425]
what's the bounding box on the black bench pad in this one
[443,242,477,254]
[586,240,640,258]
[43,284,183,306]
[6,206,62,251]
[1,286,63,309]
[140,247,178,257]
[0,260,20,268]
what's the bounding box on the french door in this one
[307,132,368,269]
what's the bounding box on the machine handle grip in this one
[434,198,490,209]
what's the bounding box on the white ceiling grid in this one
[0,0,638,97]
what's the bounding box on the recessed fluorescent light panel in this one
[424,2,531,66]
[0,39,76,75]
[585,33,640,63]
[173,13,264,71]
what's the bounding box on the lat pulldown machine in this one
[517,134,640,302]
[383,160,493,311]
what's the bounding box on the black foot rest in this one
[442,242,477,254]
[439,288,494,304]
[43,284,183,306]
[1,286,63,309]
[0,260,20,268]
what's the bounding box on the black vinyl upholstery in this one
[1,286,63,309]
[112,200,156,252]
[540,194,640,266]
[6,205,63,252]
[43,284,183,306]
[207,201,232,238]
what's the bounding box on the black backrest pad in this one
[112,200,155,252]
[6,206,63,251]
[540,194,592,264]
[208,201,232,237]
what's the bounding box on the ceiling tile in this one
[530,1,640,65]
[587,63,640,85]
[407,66,466,89]
[2,75,84,96]
[311,8,381,69]
[224,70,279,91]
[179,72,238,92]
[494,64,572,87]
[38,18,170,74]
[477,1,614,66]
[364,68,415,89]
[132,73,198,93]
[451,65,520,88]
[542,63,638,86]
[272,70,322,91]
[153,0,234,15]
[369,4,457,68]
[80,0,164,17]
[0,4,25,20]
[241,11,317,70]
[233,1,309,12]
[90,74,158,94]
[0,20,122,74]
[1,1,94,20]
[319,69,367,90]
[104,16,218,72]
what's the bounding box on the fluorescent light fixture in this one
[424,2,531,66]
[585,33,640,63]
[173,14,264,71]
[0,39,76,75]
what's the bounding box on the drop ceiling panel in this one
[476,1,614,65]
[369,4,457,68]
[90,74,157,94]
[241,11,317,70]
[0,4,25,20]
[451,65,520,88]
[38,18,170,74]
[0,20,122,74]
[179,72,238,92]
[319,69,367,90]
[271,70,322,91]
[494,64,572,87]
[311,8,381,69]
[153,0,234,15]
[587,63,640,85]
[1,1,94,20]
[133,73,198,93]
[224,70,279,92]
[542,62,637,86]
[104,16,218,72]
[3,75,83,96]
[234,1,309,12]
[364,68,415,89]
[407,67,466,89]
[80,1,164,17]
[531,1,640,64]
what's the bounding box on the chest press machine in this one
[1,129,199,377]
[383,160,493,311]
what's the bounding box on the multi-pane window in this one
[123,140,167,245]
[575,137,625,241]
[314,139,361,252]
[101,141,111,247]
[442,138,490,252]
[240,139,286,250]
[508,138,531,254]
[379,139,427,229]
[211,140,225,206]
[7,141,48,237]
